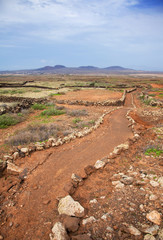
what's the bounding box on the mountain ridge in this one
[0,65,162,75]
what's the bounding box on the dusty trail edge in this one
[2,93,135,240]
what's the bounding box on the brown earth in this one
[150,84,163,89]
[52,89,122,102]
[0,91,162,240]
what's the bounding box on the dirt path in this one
[1,95,134,240]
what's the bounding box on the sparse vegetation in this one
[145,147,163,157]
[0,114,22,128]
[67,109,88,117]
[40,106,65,116]
[7,123,64,146]
[72,118,81,124]
[31,103,47,110]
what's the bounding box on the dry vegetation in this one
[0,74,162,158]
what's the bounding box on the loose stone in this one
[49,222,69,240]
[144,234,156,240]
[146,210,161,225]
[58,195,85,217]
[82,216,96,225]
[127,225,141,236]
[94,160,105,169]
[150,180,159,187]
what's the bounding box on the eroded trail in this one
[2,96,134,240]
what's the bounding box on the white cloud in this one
[0,0,163,50]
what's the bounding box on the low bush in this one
[0,114,21,128]
[7,123,63,146]
[67,109,88,117]
[31,103,47,110]
[77,120,95,128]
[72,118,81,124]
[145,147,163,157]
[41,107,65,116]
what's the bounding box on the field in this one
[0,74,163,240]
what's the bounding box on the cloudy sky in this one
[0,0,163,71]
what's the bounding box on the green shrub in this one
[72,118,81,124]
[41,107,65,116]
[0,114,20,128]
[145,147,163,157]
[31,103,47,110]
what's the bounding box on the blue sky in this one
[0,0,163,71]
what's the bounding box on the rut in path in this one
[4,100,133,240]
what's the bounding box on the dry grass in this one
[7,123,71,146]
[67,109,88,117]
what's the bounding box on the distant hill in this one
[79,66,98,70]
[37,65,66,71]
[32,65,135,74]
[104,66,131,71]
[0,65,155,75]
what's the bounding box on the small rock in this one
[71,173,82,183]
[134,133,140,139]
[158,228,163,239]
[146,210,161,225]
[0,161,7,175]
[106,226,114,233]
[135,180,147,186]
[19,168,28,181]
[13,152,19,160]
[149,194,158,201]
[112,180,120,186]
[89,199,98,204]
[9,222,13,227]
[64,182,75,195]
[84,165,95,175]
[7,162,23,175]
[140,204,145,211]
[144,234,156,240]
[127,225,141,236]
[94,160,105,169]
[113,147,121,155]
[71,234,92,240]
[120,176,134,185]
[3,155,13,161]
[43,200,51,205]
[20,148,29,153]
[62,215,80,232]
[150,181,159,187]
[49,222,69,240]
[158,177,163,187]
[58,195,85,217]
[0,235,3,240]
[115,182,125,189]
[82,216,96,225]
[101,213,110,221]
[143,225,159,235]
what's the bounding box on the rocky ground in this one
[71,128,163,240]
[0,91,162,240]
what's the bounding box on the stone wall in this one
[0,96,48,115]
[55,90,127,107]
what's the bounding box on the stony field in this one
[0,74,162,240]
